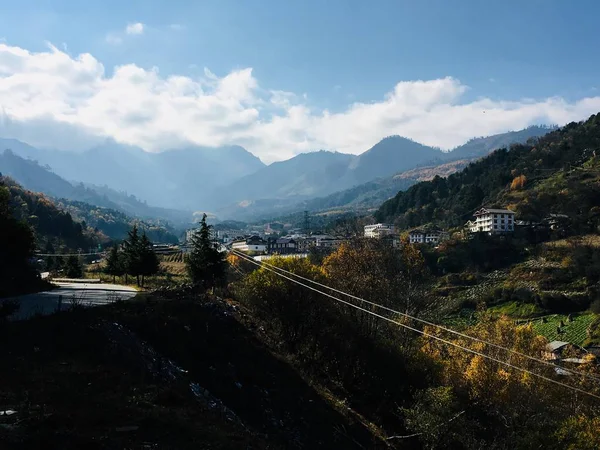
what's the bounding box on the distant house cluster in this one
[228,233,347,256]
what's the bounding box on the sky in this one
[0,0,599,163]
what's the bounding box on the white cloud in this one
[169,23,185,31]
[1,42,600,163]
[125,22,145,35]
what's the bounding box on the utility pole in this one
[303,210,311,236]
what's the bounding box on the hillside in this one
[54,199,180,244]
[2,176,103,252]
[1,150,193,226]
[443,125,555,161]
[301,159,471,212]
[376,113,600,231]
[2,127,551,219]
[1,138,265,211]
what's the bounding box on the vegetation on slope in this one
[2,176,102,252]
[55,198,179,243]
[376,113,600,231]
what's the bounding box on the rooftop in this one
[547,341,571,352]
[475,208,515,216]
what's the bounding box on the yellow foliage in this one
[510,174,527,190]
[556,415,600,450]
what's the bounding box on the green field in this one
[488,301,544,318]
[530,313,596,346]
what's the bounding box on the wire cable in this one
[231,249,600,399]
[231,248,600,383]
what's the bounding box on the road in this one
[5,282,138,321]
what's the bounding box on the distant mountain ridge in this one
[374,115,598,229]
[1,125,553,219]
[0,150,192,226]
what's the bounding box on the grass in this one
[530,313,596,346]
[488,301,545,318]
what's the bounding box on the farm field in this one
[531,313,596,346]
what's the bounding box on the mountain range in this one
[0,126,554,221]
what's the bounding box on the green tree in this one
[0,183,36,297]
[104,245,125,283]
[123,224,142,285]
[65,255,83,278]
[185,214,227,289]
[139,233,159,287]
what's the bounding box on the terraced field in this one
[531,313,596,346]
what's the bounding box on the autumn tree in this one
[420,314,579,447]
[510,174,527,190]
[234,257,331,358]
[322,238,431,341]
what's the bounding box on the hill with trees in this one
[1,176,103,253]
[1,149,193,225]
[54,199,179,244]
[376,114,600,231]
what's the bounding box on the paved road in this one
[4,282,138,321]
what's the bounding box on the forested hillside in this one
[376,114,600,231]
[1,150,193,225]
[2,176,103,252]
[54,199,179,244]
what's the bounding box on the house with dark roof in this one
[267,237,297,255]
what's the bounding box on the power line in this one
[230,249,600,400]
[35,252,106,257]
[231,249,600,383]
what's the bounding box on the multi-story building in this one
[408,228,449,245]
[267,237,297,254]
[468,208,515,234]
[364,223,395,239]
[231,236,268,253]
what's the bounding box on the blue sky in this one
[0,0,599,161]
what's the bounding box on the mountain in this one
[0,138,265,211]
[444,125,556,161]
[301,159,471,212]
[220,151,355,203]
[215,128,552,218]
[2,125,553,220]
[375,113,600,231]
[348,136,443,184]
[0,150,192,226]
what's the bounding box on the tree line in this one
[104,224,159,287]
[104,214,226,289]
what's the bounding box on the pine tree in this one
[65,255,83,278]
[104,245,125,283]
[123,225,142,285]
[139,233,159,287]
[185,214,227,289]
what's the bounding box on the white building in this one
[468,208,515,234]
[364,223,395,239]
[231,236,268,253]
[409,229,449,245]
